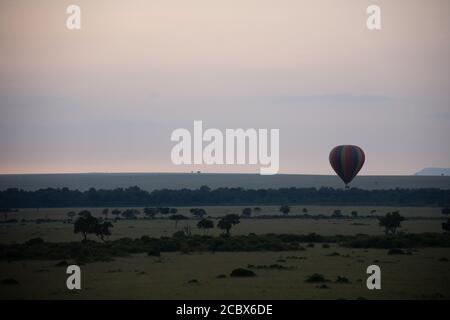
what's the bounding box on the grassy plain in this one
[1,247,449,299]
[0,205,448,299]
[0,205,444,243]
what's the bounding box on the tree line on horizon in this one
[0,185,449,208]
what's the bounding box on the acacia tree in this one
[102,208,109,220]
[121,209,140,220]
[332,209,343,218]
[442,207,450,233]
[95,221,113,242]
[442,219,450,233]
[158,207,171,215]
[0,208,12,221]
[170,214,188,228]
[279,205,290,215]
[111,209,121,217]
[74,211,98,241]
[197,218,214,235]
[241,208,252,218]
[378,211,405,235]
[66,211,76,221]
[217,214,240,236]
[143,207,157,219]
[190,208,207,219]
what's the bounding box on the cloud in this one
[268,94,393,105]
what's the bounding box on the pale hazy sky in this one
[0,0,449,175]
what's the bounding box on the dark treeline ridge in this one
[0,185,449,208]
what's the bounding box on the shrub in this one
[230,268,256,277]
[187,279,199,284]
[326,252,340,257]
[1,278,19,285]
[305,273,330,283]
[25,237,44,246]
[335,276,351,284]
[172,230,186,238]
[54,260,68,267]
[147,246,161,257]
[388,248,405,255]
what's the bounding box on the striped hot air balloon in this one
[329,145,365,187]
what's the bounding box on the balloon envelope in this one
[329,145,365,185]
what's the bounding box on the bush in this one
[147,247,161,257]
[187,279,199,284]
[172,231,186,238]
[305,273,330,283]
[230,268,256,277]
[335,276,351,284]
[25,238,45,246]
[54,260,68,267]
[387,248,405,255]
[1,278,19,285]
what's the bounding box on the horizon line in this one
[0,171,436,177]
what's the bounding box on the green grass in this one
[1,247,449,299]
[0,204,448,299]
[0,205,444,244]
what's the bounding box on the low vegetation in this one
[1,232,449,263]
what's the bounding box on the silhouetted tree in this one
[102,208,109,220]
[351,211,358,218]
[190,208,207,219]
[111,209,121,217]
[279,205,290,215]
[74,211,98,241]
[442,208,450,215]
[169,208,178,214]
[197,218,214,235]
[332,209,342,218]
[0,208,12,221]
[121,209,140,220]
[217,214,240,236]
[253,207,261,213]
[241,208,252,217]
[443,219,450,233]
[302,208,308,213]
[95,221,113,242]
[66,211,76,221]
[143,207,157,219]
[378,211,405,235]
[170,214,188,228]
[158,207,171,215]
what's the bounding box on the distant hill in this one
[1,173,450,191]
[415,168,450,176]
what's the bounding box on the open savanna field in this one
[1,204,449,299]
[1,247,449,300]
[0,205,445,243]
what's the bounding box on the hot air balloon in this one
[329,145,365,187]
